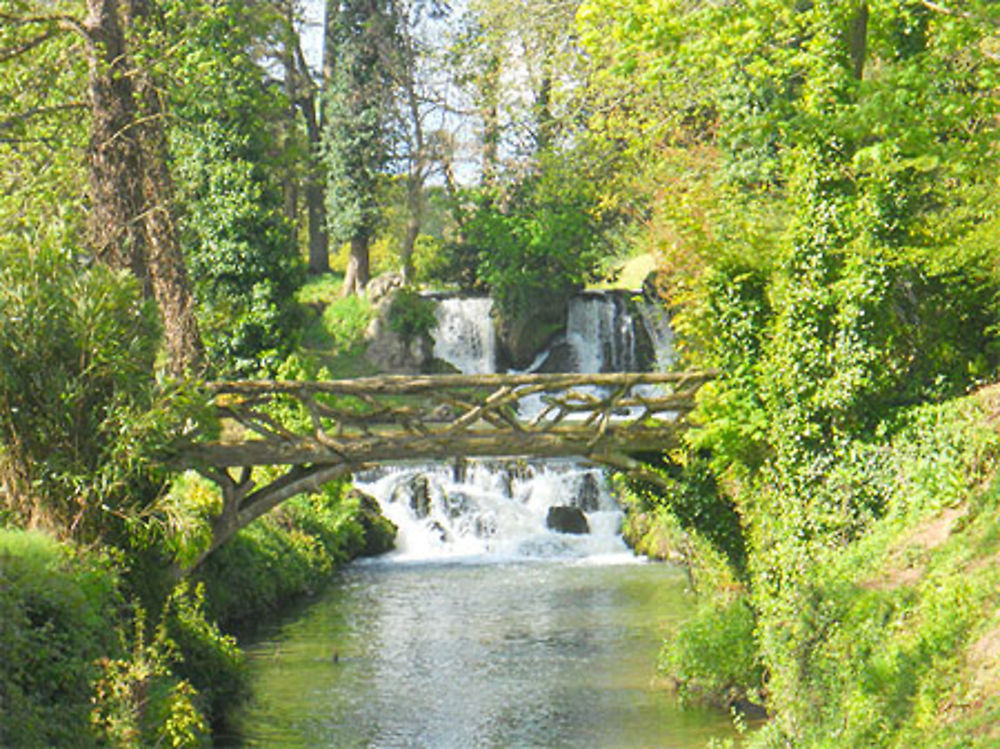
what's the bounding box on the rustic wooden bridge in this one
[180,371,711,568]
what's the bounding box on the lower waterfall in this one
[355,460,628,561]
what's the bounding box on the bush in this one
[660,594,764,709]
[0,245,199,545]
[196,481,368,626]
[0,530,119,748]
[387,287,437,342]
[439,165,611,319]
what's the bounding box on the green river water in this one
[223,558,738,748]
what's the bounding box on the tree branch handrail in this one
[205,369,717,397]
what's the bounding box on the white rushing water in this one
[354,460,629,562]
[360,292,674,564]
[432,296,497,375]
[566,292,638,373]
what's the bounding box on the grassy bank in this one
[628,389,1000,747]
[0,480,395,747]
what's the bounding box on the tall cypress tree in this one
[324,0,401,296]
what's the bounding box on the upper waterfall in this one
[432,297,497,374]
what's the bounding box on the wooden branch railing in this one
[185,371,712,469]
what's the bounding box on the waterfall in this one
[357,291,675,562]
[432,297,496,374]
[566,292,638,373]
[354,460,625,561]
[635,298,676,373]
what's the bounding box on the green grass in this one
[591,252,658,290]
[296,275,379,379]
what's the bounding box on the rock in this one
[390,474,432,518]
[495,299,568,370]
[475,515,497,539]
[409,475,432,519]
[349,489,397,557]
[364,287,434,374]
[576,473,602,512]
[728,689,768,721]
[535,337,576,373]
[546,505,590,535]
[444,491,470,519]
[428,520,449,543]
[365,271,404,305]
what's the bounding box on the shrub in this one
[0,530,119,748]
[660,594,764,709]
[0,245,200,545]
[387,287,437,342]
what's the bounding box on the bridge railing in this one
[192,370,714,469]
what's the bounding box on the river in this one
[222,293,734,747]
[225,557,737,748]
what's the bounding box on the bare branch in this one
[0,29,56,63]
[0,103,86,132]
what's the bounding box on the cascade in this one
[432,296,497,374]
[566,292,638,373]
[357,290,675,562]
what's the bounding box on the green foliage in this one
[323,0,400,247]
[301,295,376,359]
[0,530,119,748]
[173,121,304,376]
[660,594,764,708]
[165,0,305,376]
[90,603,209,748]
[195,482,366,626]
[624,452,747,575]
[0,244,201,544]
[580,4,1000,745]
[442,169,610,318]
[387,287,437,342]
[161,582,246,731]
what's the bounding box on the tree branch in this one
[0,29,57,63]
[0,11,87,38]
[0,103,86,132]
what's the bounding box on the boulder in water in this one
[444,491,470,519]
[576,473,602,512]
[349,489,397,556]
[391,474,432,518]
[409,475,432,518]
[546,505,590,535]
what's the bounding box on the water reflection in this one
[225,559,736,749]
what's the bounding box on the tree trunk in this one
[85,0,203,376]
[282,2,299,232]
[299,92,330,274]
[342,233,370,296]
[849,2,869,80]
[129,0,203,376]
[84,0,148,286]
[480,53,501,187]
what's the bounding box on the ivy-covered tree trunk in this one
[323,0,399,296]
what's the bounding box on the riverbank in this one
[627,387,1000,747]
[0,479,396,747]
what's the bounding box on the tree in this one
[166,0,306,375]
[1,0,204,375]
[324,0,401,296]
